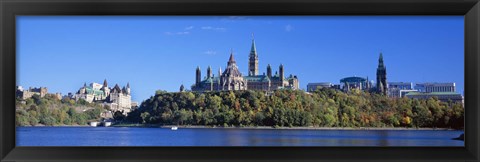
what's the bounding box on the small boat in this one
[171,126,178,131]
[103,122,112,127]
[89,122,98,127]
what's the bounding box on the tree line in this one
[122,88,464,129]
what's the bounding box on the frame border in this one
[1,0,479,161]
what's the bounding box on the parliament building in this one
[191,36,299,92]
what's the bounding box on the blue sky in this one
[17,16,464,102]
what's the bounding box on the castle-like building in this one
[191,36,299,92]
[75,80,133,114]
[15,86,62,100]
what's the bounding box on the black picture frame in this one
[1,0,479,161]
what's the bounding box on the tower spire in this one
[228,50,236,65]
[207,65,212,78]
[248,34,259,76]
[251,33,257,54]
[376,52,387,95]
[196,66,201,85]
[103,79,108,88]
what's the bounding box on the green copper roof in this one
[243,75,269,82]
[85,87,105,96]
[340,76,367,83]
[202,77,220,84]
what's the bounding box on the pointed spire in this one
[378,52,384,66]
[127,82,130,88]
[84,82,87,87]
[228,50,236,65]
[267,64,272,78]
[103,79,108,87]
[207,66,212,78]
[196,66,201,85]
[250,33,257,55]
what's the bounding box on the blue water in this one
[16,127,464,146]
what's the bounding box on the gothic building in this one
[376,53,388,95]
[191,36,299,92]
[75,79,133,114]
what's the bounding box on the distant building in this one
[399,89,419,98]
[332,84,342,90]
[16,86,63,101]
[388,82,414,98]
[75,79,133,115]
[131,102,139,109]
[16,86,48,100]
[376,53,388,95]
[340,76,371,92]
[307,82,333,92]
[414,82,456,93]
[405,92,463,104]
[192,36,299,92]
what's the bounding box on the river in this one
[16,127,464,146]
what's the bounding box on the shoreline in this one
[157,125,460,131]
[17,124,462,131]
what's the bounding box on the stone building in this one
[191,36,299,92]
[75,79,133,115]
[16,86,48,100]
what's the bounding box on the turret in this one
[218,67,222,77]
[180,84,185,92]
[207,66,212,78]
[267,64,272,78]
[196,66,201,85]
[279,64,284,83]
[126,82,131,95]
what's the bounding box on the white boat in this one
[171,126,178,130]
[103,122,112,127]
[89,122,98,127]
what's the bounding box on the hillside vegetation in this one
[16,94,106,126]
[124,89,464,129]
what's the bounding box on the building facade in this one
[191,36,299,92]
[340,76,371,92]
[75,80,133,114]
[414,82,456,93]
[16,86,48,100]
[307,82,334,92]
[405,92,463,104]
[388,82,414,98]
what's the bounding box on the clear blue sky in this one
[17,16,464,102]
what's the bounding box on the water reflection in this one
[16,127,464,146]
